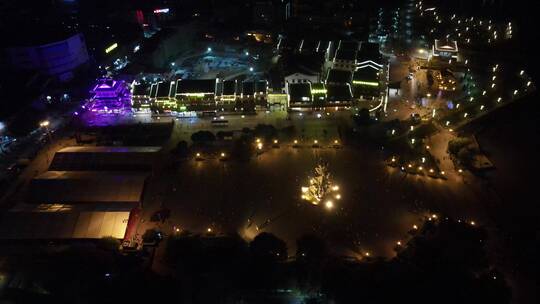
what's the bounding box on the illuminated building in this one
[326,84,353,105]
[241,81,255,101]
[353,65,381,100]
[331,41,360,71]
[356,42,383,68]
[432,39,459,59]
[245,30,273,44]
[287,82,312,109]
[285,72,319,84]
[254,80,268,102]
[352,42,383,100]
[333,49,357,71]
[216,80,238,104]
[175,79,217,104]
[287,81,348,109]
[88,78,131,114]
[131,81,151,110]
[152,81,177,111]
[326,69,353,85]
[311,83,327,107]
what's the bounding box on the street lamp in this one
[325,200,334,210]
[40,120,52,142]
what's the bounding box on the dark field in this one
[142,144,491,258]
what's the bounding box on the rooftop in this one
[434,39,458,52]
[156,82,171,98]
[334,49,357,61]
[132,82,150,96]
[242,81,255,95]
[28,171,149,204]
[49,146,161,171]
[337,40,360,51]
[57,146,161,153]
[255,80,268,94]
[176,79,216,94]
[288,83,312,104]
[353,67,380,82]
[357,42,382,63]
[222,80,237,95]
[0,203,136,240]
[326,69,353,84]
[326,84,353,102]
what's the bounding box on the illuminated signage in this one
[105,43,118,54]
[153,8,170,14]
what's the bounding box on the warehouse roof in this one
[0,203,136,240]
[28,171,149,204]
[57,146,161,153]
[49,146,161,171]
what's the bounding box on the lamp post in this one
[40,120,52,143]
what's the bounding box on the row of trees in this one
[170,124,296,161]
[2,218,511,303]
[159,218,511,303]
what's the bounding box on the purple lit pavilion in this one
[88,78,131,114]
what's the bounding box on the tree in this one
[448,137,472,155]
[191,130,216,144]
[231,138,254,161]
[254,124,277,140]
[98,236,121,252]
[353,108,371,126]
[301,160,340,206]
[250,232,287,262]
[171,140,189,158]
[297,234,327,261]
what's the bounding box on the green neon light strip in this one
[353,80,379,86]
[105,43,118,54]
[311,89,327,94]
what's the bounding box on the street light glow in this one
[325,200,334,209]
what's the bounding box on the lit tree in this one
[301,160,341,209]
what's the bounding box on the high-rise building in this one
[4,33,89,82]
